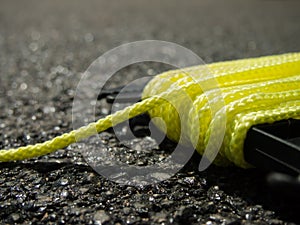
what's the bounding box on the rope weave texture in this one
[1,52,300,168]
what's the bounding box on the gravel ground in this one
[0,0,300,224]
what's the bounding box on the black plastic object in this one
[97,82,152,137]
[97,85,142,104]
[97,77,152,104]
[244,119,300,176]
[244,119,300,193]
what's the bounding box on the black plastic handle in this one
[244,119,300,176]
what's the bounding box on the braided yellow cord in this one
[0,52,300,168]
[142,52,300,167]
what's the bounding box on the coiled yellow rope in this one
[1,52,300,168]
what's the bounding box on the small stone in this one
[38,206,47,212]
[79,187,89,194]
[154,213,166,223]
[93,210,110,225]
[49,213,57,221]
[126,215,137,224]
[60,178,69,186]
[105,190,113,196]
[11,213,20,222]
[61,190,69,198]
[123,207,131,215]
[43,106,56,114]
[245,213,253,220]
[20,83,28,90]
[184,177,195,185]
[268,219,283,225]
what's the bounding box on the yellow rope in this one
[1,52,300,168]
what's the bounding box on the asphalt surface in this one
[1,0,300,224]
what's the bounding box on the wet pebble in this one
[11,213,21,222]
[93,210,110,225]
[60,178,69,186]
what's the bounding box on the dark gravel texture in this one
[1,0,300,224]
